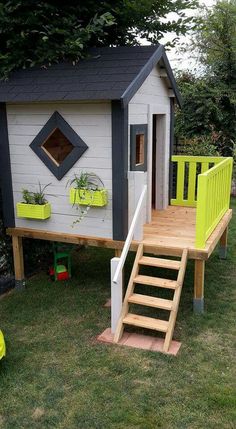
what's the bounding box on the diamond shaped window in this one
[41,129,74,166]
[30,111,88,180]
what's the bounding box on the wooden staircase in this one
[113,245,188,352]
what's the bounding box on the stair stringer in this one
[163,248,188,352]
[113,243,143,343]
[113,244,189,352]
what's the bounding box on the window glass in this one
[135,134,145,165]
[42,128,74,166]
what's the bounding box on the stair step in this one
[128,293,173,310]
[134,275,177,289]
[139,256,180,270]
[123,313,169,332]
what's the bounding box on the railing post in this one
[133,211,144,241]
[219,227,228,259]
[111,257,123,333]
[12,236,26,290]
[195,174,208,248]
[133,172,145,240]
[194,260,205,313]
[226,158,233,208]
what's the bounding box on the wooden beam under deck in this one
[7,227,132,251]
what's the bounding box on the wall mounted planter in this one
[16,203,51,219]
[70,188,108,207]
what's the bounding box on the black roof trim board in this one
[0,103,15,227]
[161,50,182,107]
[0,45,181,106]
[121,45,181,107]
[111,100,128,240]
[121,45,163,107]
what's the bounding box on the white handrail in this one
[113,185,147,284]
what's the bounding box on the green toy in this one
[53,243,72,281]
[0,330,6,360]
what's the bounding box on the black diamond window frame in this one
[30,111,88,180]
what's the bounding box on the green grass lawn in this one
[0,200,235,429]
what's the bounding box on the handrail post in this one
[195,174,208,248]
[111,257,123,333]
[112,185,147,284]
[133,209,144,241]
[110,184,147,331]
[133,172,145,240]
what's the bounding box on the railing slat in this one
[201,162,209,173]
[187,161,197,205]
[176,161,185,205]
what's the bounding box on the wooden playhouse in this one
[0,45,233,352]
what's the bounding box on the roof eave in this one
[161,50,182,108]
[120,45,182,108]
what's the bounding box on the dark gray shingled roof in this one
[0,45,181,106]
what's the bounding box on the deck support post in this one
[194,260,205,313]
[12,236,25,290]
[219,227,228,259]
[111,257,123,333]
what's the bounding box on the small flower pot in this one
[16,202,51,219]
[70,188,108,207]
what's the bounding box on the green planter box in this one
[70,188,108,207]
[16,202,51,219]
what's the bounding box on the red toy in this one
[49,265,70,281]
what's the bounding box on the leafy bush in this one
[180,136,220,157]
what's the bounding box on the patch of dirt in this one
[197,330,221,345]
[32,407,45,420]
[133,378,152,387]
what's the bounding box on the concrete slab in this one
[97,328,181,356]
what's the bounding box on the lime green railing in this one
[195,157,233,248]
[171,155,233,249]
[171,156,224,207]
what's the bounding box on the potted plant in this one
[68,172,108,207]
[16,183,51,220]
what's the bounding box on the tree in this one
[0,0,198,78]
[176,1,236,156]
[195,0,236,86]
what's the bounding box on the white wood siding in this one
[7,102,113,238]
[128,64,171,224]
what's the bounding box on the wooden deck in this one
[7,206,232,311]
[143,206,232,260]
[8,205,232,261]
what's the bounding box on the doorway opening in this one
[151,114,166,210]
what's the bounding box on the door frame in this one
[147,104,170,223]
